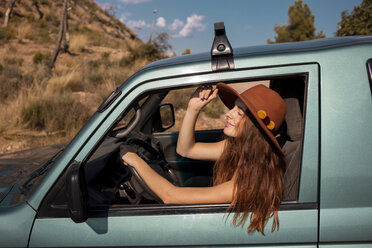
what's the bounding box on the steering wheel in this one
[119,133,180,204]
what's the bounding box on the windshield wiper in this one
[20,149,64,193]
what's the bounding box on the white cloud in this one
[119,0,152,4]
[126,19,147,30]
[169,19,184,31]
[173,14,206,38]
[156,17,166,28]
[119,12,131,23]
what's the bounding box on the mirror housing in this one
[66,160,88,223]
[153,103,175,132]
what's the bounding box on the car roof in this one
[119,35,372,90]
[142,36,372,71]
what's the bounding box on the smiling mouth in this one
[225,122,234,127]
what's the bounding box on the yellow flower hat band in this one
[257,110,275,131]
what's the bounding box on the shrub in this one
[8,45,17,53]
[3,57,23,66]
[164,88,194,110]
[70,34,88,52]
[47,70,85,92]
[203,99,225,119]
[33,53,44,64]
[21,95,90,132]
[35,27,52,42]
[88,59,101,68]
[33,52,50,64]
[101,52,110,60]
[3,66,22,78]
[45,13,59,25]
[64,72,86,92]
[0,28,16,42]
[120,34,170,66]
[23,4,33,13]
[87,70,104,85]
[0,75,21,102]
[88,59,101,70]
[38,19,46,28]
[65,79,85,92]
[26,63,50,84]
[40,0,50,5]
[119,55,131,67]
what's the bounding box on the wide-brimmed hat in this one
[217,83,286,155]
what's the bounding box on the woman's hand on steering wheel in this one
[188,85,218,113]
[119,143,168,204]
[120,145,141,168]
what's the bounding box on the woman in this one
[121,83,287,234]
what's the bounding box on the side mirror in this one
[153,103,175,132]
[66,160,88,223]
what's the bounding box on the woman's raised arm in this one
[176,86,224,161]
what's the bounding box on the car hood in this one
[0,143,65,206]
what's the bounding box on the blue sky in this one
[95,0,362,55]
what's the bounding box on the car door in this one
[319,56,372,246]
[29,64,320,247]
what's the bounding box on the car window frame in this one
[37,63,320,219]
[95,63,318,212]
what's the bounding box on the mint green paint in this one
[29,210,318,247]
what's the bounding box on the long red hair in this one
[213,115,286,234]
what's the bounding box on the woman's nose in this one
[225,109,233,119]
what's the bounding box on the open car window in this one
[81,77,305,209]
[37,68,315,224]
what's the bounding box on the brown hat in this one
[217,83,286,155]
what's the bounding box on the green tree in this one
[336,0,372,36]
[121,32,172,65]
[267,0,326,43]
[151,32,172,56]
[182,48,192,55]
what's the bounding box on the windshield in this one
[0,146,64,207]
[21,148,64,193]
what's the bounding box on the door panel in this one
[30,208,318,247]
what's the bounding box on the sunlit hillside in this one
[0,0,168,153]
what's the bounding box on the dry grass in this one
[0,0,147,154]
[16,23,33,41]
[0,40,152,153]
[47,68,85,92]
[70,34,89,52]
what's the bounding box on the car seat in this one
[272,78,304,201]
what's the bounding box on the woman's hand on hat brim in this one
[188,86,218,112]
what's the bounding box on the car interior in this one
[82,76,306,209]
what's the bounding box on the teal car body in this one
[0,35,371,247]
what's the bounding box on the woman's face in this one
[224,105,247,137]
